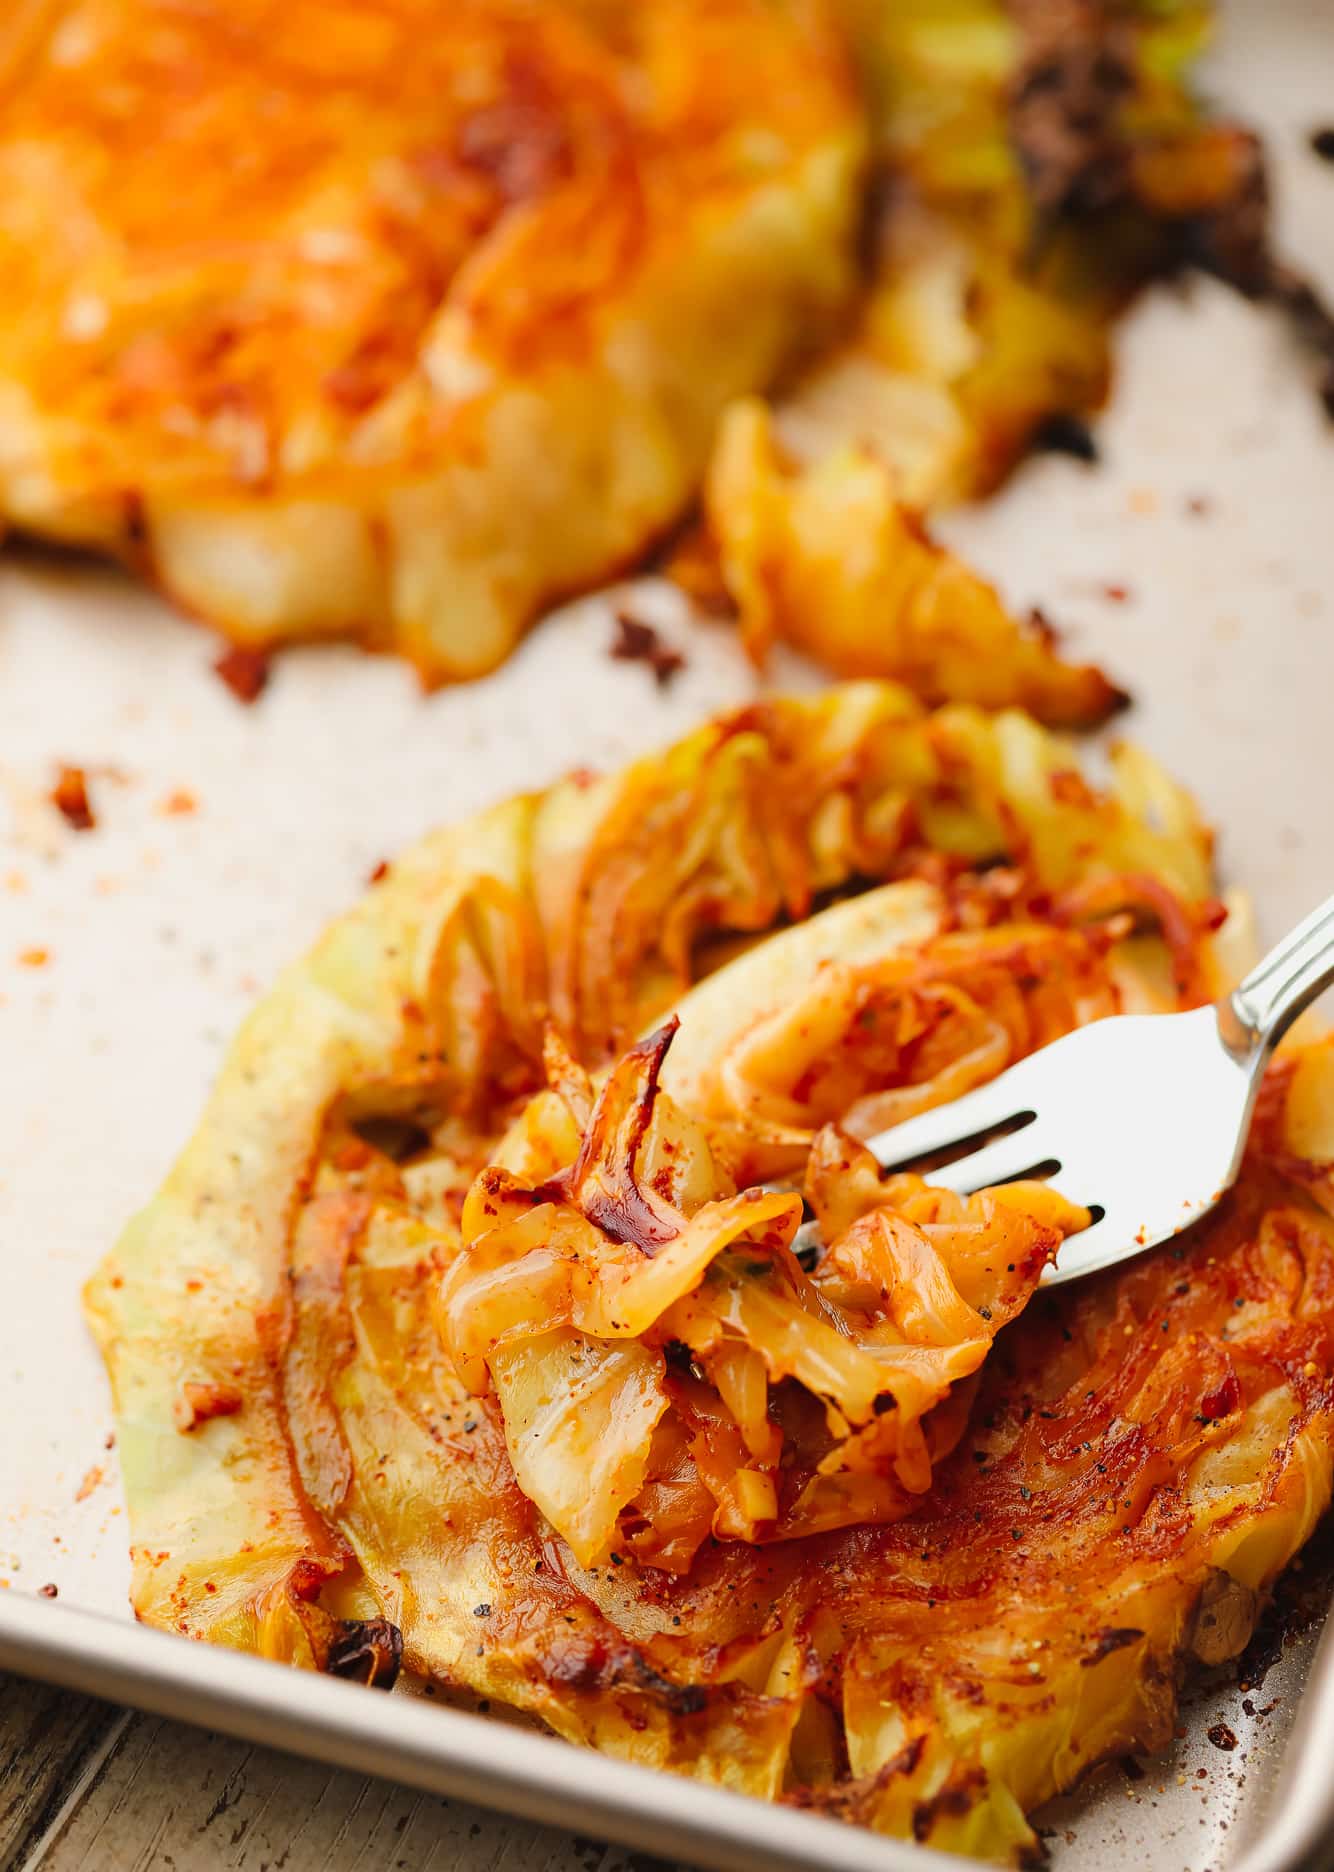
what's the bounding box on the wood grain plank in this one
[16,1688,683,1872]
[0,1672,125,1870]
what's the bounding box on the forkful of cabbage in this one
[787,889,1334,1286]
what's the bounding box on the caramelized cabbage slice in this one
[796,0,1277,504]
[679,0,1298,707]
[0,0,864,683]
[85,682,1334,1865]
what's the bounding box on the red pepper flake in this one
[1207,1722,1239,1751]
[1102,583,1131,603]
[1199,1372,1241,1422]
[158,787,198,817]
[75,1465,104,1502]
[51,765,96,831]
[610,610,686,688]
[213,644,271,704]
[174,1381,244,1432]
[37,1582,58,1599]
[368,859,390,884]
[17,947,49,968]
[104,1431,116,1450]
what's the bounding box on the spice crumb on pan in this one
[37,1583,57,1599]
[1309,127,1334,162]
[50,764,96,831]
[16,947,49,968]
[157,787,198,817]
[74,1464,104,1502]
[609,610,686,688]
[1237,1510,1334,1690]
[1028,412,1100,463]
[213,644,272,705]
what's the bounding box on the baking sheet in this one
[2,0,1333,1865]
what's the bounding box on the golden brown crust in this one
[0,0,862,676]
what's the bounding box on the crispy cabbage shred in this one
[443,1016,1090,1568]
[704,398,1124,727]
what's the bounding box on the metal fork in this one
[796,889,1334,1286]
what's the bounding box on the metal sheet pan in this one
[1,1593,1333,1872]
[2,0,1332,1865]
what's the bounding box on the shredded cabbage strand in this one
[442,1011,1088,1568]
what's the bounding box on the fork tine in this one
[863,1068,1036,1174]
[918,1126,1056,1197]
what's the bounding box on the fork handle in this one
[1223,889,1334,1058]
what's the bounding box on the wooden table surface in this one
[0,1671,682,1872]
